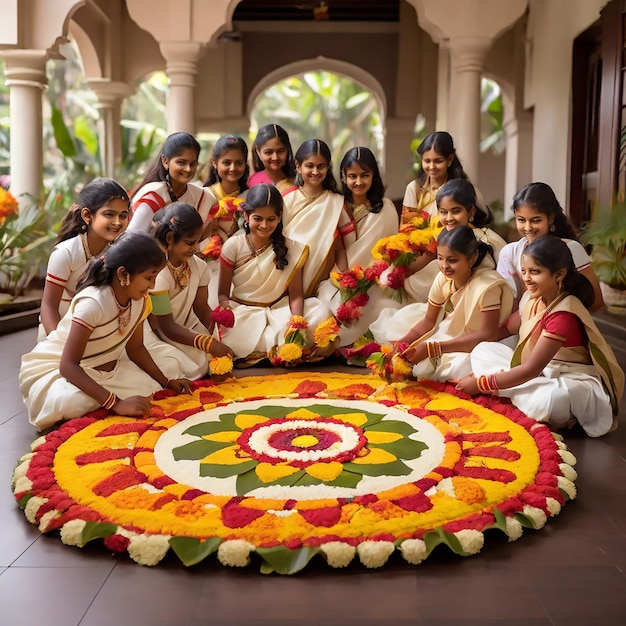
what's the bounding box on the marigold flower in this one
[210,356,234,376]
[0,188,19,226]
[208,196,244,219]
[313,317,340,348]
[200,235,223,260]
[278,342,303,362]
[287,315,308,330]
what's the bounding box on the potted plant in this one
[580,201,626,315]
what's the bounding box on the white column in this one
[1,50,48,208]
[160,42,202,134]
[385,117,418,200]
[88,80,132,178]
[449,38,491,180]
[503,110,533,216]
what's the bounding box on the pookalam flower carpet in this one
[11,372,578,574]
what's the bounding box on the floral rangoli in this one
[11,372,577,574]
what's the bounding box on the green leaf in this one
[343,458,412,477]
[183,422,238,437]
[236,467,305,495]
[50,105,77,158]
[200,459,257,478]
[366,420,418,437]
[513,512,537,529]
[74,115,99,155]
[256,546,321,575]
[172,439,229,461]
[81,521,118,543]
[169,536,221,566]
[374,438,428,460]
[492,508,509,533]
[325,468,362,489]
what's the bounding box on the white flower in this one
[30,436,48,451]
[559,463,578,482]
[557,476,577,500]
[38,510,60,532]
[128,534,171,566]
[217,540,256,567]
[13,476,33,494]
[357,540,395,568]
[378,266,394,288]
[24,496,47,524]
[12,459,31,483]
[504,517,523,541]
[454,529,484,555]
[558,449,577,466]
[522,505,547,529]
[399,539,428,564]
[321,541,355,568]
[60,519,87,546]
[546,497,562,517]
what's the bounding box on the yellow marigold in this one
[372,236,393,260]
[391,354,413,377]
[408,228,436,248]
[313,316,340,348]
[278,342,303,362]
[352,264,365,280]
[0,188,19,225]
[385,234,412,253]
[287,315,308,329]
[210,356,234,376]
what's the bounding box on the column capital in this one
[160,42,202,88]
[448,37,492,73]
[87,79,133,107]
[0,49,48,87]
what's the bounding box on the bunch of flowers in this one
[269,315,309,366]
[339,330,381,367]
[208,196,244,220]
[366,343,413,383]
[0,188,19,227]
[211,304,235,328]
[199,234,223,261]
[210,355,234,378]
[309,316,340,360]
[330,265,374,324]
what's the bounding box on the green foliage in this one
[580,202,626,288]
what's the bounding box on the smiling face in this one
[342,163,373,204]
[514,204,554,243]
[212,148,246,188]
[257,137,288,175]
[245,205,281,244]
[162,148,199,188]
[521,253,565,304]
[437,195,475,230]
[83,199,129,250]
[437,244,476,288]
[296,153,329,191]
[421,148,454,187]
[166,226,203,266]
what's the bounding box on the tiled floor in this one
[1,323,626,625]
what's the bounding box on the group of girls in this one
[19,126,623,438]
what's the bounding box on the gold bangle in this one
[101,391,118,410]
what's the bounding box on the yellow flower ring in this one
[12,372,577,573]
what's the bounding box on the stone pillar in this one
[160,42,202,134]
[503,109,533,217]
[1,50,48,208]
[448,38,491,180]
[385,117,418,201]
[88,80,132,178]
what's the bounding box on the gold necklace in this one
[167,259,191,289]
[245,234,272,258]
[80,233,110,260]
[111,287,132,335]
[299,187,324,201]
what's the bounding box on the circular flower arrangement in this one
[11,372,578,574]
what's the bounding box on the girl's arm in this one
[287,267,305,316]
[40,281,64,335]
[333,236,349,273]
[59,320,153,416]
[498,309,521,339]
[127,203,154,233]
[193,285,214,331]
[457,334,564,395]
[579,266,605,311]
[398,302,440,352]
[125,323,192,394]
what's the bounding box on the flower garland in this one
[12,372,577,574]
[208,196,244,220]
[0,188,19,227]
[366,343,413,382]
[199,234,223,261]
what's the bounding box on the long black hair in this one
[436,178,493,228]
[340,146,385,213]
[151,202,203,247]
[204,134,249,190]
[437,224,493,269]
[242,184,289,270]
[512,182,579,240]
[251,124,296,179]
[523,236,595,308]
[294,139,338,193]
[77,232,165,291]
[415,131,470,187]
[57,178,129,243]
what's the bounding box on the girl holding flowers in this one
[374,226,513,381]
[200,134,249,307]
[20,232,192,431]
[39,178,130,339]
[282,139,350,297]
[217,184,332,365]
[145,202,233,380]
[457,237,623,436]
[316,146,400,345]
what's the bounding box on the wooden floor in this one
[1,324,625,625]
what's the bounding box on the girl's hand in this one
[113,396,153,416]
[166,378,193,394]
[402,341,427,364]
[210,340,234,358]
[455,373,479,396]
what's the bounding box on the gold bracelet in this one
[101,391,118,410]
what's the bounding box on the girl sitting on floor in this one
[146,202,233,380]
[20,232,192,431]
[386,226,513,381]
[216,184,331,365]
[457,236,624,437]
